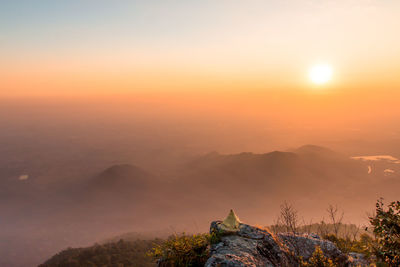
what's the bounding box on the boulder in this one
[278,233,346,262]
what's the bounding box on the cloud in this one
[351,155,400,163]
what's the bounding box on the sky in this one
[1,0,400,97]
[2,3,400,266]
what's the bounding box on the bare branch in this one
[278,201,299,235]
[326,204,344,237]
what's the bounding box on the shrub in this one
[351,233,376,260]
[40,239,162,267]
[148,233,211,267]
[323,232,376,263]
[369,199,400,266]
[300,246,336,267]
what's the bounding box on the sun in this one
[309,64,333,85]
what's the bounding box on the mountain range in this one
[1,145,400,266]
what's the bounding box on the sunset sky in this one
[2,0,400,97]
[3,3,400,266]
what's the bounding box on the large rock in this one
[278,233,346,262]
[205,220,348,267]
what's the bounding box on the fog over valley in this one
[1,97,400,266]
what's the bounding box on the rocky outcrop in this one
[278,233,346,262]
[205,213,349,267]
[206,221,297,266]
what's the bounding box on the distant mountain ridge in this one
[3,144,400,267]
[182,145,365,189]
[292,144,338,156]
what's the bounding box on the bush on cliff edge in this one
[148,233,213,267]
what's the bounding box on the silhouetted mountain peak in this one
[293,145,337,156]
[92,164,153,190]
[99,164,147,178]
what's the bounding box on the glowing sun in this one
[309,64,333,85]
